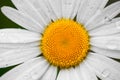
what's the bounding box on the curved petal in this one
[0,47,40,68]
[41,66,57,80]
[28,0,60,21]
[0,41,39,49]
[91,35,120,50]
[1,7,43,33]
[56,69,69,80]
[61,0,81,19]
[61,0,74,18]
[89,53,120,71]
[26,0,51,24]
[76,62,98,80]
[11,0,49,27]
[57,68,80,80]
[0,29,40,43]
[77,0,108,24]
[75,66,83,80]
[48,0,62,19]
[0,57,49,80]
[86,53,120,80]
[89,18,120,36]
[70,0,82,19]
[86,1,120,30]
[0,29,40,48]
[91,46,120,59]
[0,48,8,55]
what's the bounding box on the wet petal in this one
[57,68,80,80]
[0,57,49,80]
[86,53,120,80]
[76,62,98,80]
[62,0,81,19]
[90,18,120,36]
[91,35,120,50]
[1,7,43,33]
[77,0,108,24]
[86,1,120,30]
[11,0,48,27]
[0,29,40,43]
[0,47,40,68]
[41,66,57,80]
[91,46,120,59]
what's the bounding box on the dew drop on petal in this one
[0,58,3,62]
[22,74,30,80]
[64,1,72,6]
[101,69,110,78]
[116,21,120,30]
[30,72,40,80]
[0,32,5,36]
[5,64,9,67]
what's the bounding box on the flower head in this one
[0,0,120,80]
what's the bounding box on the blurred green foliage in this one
[0,0,22,29]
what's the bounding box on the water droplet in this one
[64,1,72,6]
[0,58,3,62]
[5,64,9,67]
[1,32,5,36]
[104,16,108,20]
[116,21,120,30]
[22,74,30,80]
[31,72,39,80]
[106,40,118,49]
[101,69,110,78]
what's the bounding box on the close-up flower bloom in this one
[0,0,120,80]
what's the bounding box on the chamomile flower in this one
[0,0,120,80]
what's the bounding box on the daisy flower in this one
[0,0,120,80]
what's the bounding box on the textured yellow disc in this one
[41,19,90,68]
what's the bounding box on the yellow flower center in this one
[41,19,90,68]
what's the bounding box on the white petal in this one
[89,53,120,71]
[57,68,80,80]
[0,57,49,80]
[11,0,48,27]
[0,29,40,43]
[75,66,83,80]
[27,0,51,24]
[91,46,120,59]
[86,53,120,80]
[76,62,98,80]
[89,18,120,36]
[0,41,39,48]
[77,0,108,24]
[0,47,40,68]
[0,48,8,55]
[110,17,120,23]
[0,29,40,48]
[61,0,74,18]
[26,0,58,21]
[86,1,120,30]
[57,69,69,80]
[1,7,43,33]
[43,0,59,21]
[91,35,120,50]
[48,0,62,19]
[70,0,82,19]
[61,0,81,19]
[41,66,57,80]
[69,68,80,80]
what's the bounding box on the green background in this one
[0,0,120,77]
